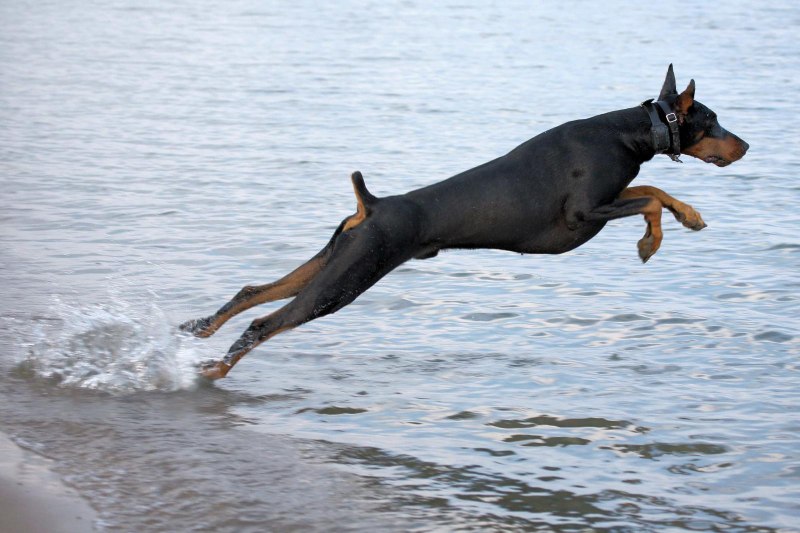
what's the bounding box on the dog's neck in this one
[641,99,682,162]
[602,106,671,164]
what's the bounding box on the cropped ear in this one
[658,64,677,100]
[675,79,695,116]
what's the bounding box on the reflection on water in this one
[331,443,762,532]
[1,0,799,530]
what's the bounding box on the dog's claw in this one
[198,360,231,380]
[683,214,707,231]
[676,207,706,231]
[179,316,216,338]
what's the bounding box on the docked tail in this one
[343,171,378,232]
[350,171,377,211]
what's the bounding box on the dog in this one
[181,65,748,379]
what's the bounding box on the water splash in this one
[21,297,204,394]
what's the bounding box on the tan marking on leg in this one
[188,172,378,339]
[638,198,664,263]
[199,360,231,380]
[202,316,298,379]
[222,323,295,373]
[619,187,664,262]
[193,256,325,338]
[621,185,705,231]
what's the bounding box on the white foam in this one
[23,297,204,395]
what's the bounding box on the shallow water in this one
[1,0,799,530]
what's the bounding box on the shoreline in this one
[0,431,97,533]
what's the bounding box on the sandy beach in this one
[0,432,97,533]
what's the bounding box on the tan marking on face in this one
[683,135,747,165]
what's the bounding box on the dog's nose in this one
[741,140,750,153]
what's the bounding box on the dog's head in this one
[659,65,749,166]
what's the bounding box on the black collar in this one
[641,99,682,162]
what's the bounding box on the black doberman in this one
[181,65,748,379]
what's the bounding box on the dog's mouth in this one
[703,155,730,167]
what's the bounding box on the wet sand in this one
[0,432,97,533]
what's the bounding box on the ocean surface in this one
[1,1,798,530]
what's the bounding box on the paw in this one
[637,234,661,263]
[675,205,707,231]
[179,316,216,338]
[198,360,231,380]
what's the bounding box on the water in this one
[1,0,799,530]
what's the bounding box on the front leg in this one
[634,198,664,263]
[620,185,706,231]
[619,186,707,262]
[586,185,706,263]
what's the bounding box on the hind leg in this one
[201,225,412,379]
[182,172,377,338]
[180,234,340,338]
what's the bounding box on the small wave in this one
[460,312,519,322]
[753,330,794,343]
[296,406,368,416]
[766,243,800,251]
[19,298,204,395]
[603,442,729,459]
